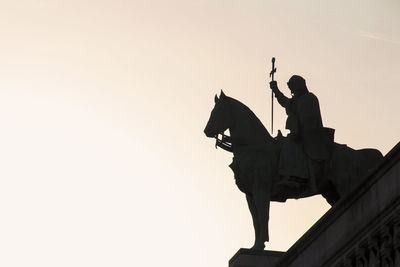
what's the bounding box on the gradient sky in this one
[0,0,399,266]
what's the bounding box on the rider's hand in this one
[269,81,278,91]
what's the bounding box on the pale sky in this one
[0,0,399,266]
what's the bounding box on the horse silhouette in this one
[204,90,382,250]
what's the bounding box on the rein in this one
[215,132,233,152]
[214,130,283,153]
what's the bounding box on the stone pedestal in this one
[229,248,284,267]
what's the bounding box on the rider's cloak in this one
[274,88,334,179]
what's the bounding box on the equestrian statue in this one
[203,72,383,250]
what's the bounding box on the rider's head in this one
[287,75,308,96]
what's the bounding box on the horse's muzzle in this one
[204,127,215,138]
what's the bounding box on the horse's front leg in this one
[246,194,260,247]
[251,188,270,250]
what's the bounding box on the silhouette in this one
[204,90,382,250]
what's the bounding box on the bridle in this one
[214,131,233,152]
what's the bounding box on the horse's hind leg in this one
[320,180,340,206]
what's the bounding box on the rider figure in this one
[270,75,334,193]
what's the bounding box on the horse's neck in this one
[229,106,274,146]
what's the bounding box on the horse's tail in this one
[358,148,383,172]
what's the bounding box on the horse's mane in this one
[226,96,274,142]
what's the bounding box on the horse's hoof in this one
[251,243,265,251]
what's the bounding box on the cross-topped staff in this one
[269,57,276,135]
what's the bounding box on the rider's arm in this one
[274,88,290,108]
[270,81,290,108]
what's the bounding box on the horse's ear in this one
[220,89,226,99]
[214,94,219,104]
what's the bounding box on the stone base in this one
[229,248,285,267]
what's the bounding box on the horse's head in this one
[204,90,234,138]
